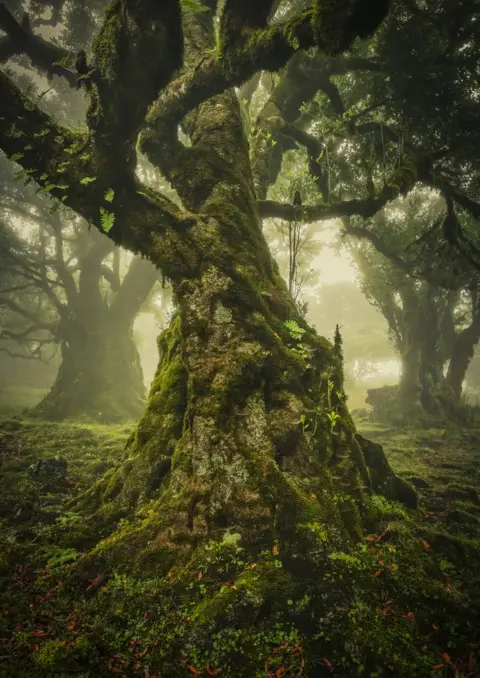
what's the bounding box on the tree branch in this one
[0,5,77,86]
[0,71,199,280]
[143,0,391,144]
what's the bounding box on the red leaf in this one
[275,669,286,676]
[206,665,222,675]
[374,570,382,577]
[35,644,39,653]
[311,493,317,499]
[441,652,451,663]
[323,657,333,669]
[365,536,375,542]
[432,664,444,669]
[87,574,105,591]
[197,571,204,580]
[138,647,149,658]
[62,640,67,649]
[187,667,202,675]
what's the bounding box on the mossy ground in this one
[0,404,478,677]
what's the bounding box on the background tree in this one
[350,189,480,418]
[0,154,160,421]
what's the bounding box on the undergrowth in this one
[0,419,478,677]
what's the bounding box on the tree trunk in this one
[32,250,158,422]
[397,295,423,415]
[33,315,145,422]
[446,324,480,398]
[41,8,415,673]
[74,262,416,675]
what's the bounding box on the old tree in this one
[1,0,479,675]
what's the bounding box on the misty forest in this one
[0,0,480,676]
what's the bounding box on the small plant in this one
[327,410,341,433]
[100,207,115,232]
[46,547,77,568]
[284,320,305,341]
[284,320,310,361]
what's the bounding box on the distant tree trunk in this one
[34,315,145,422]
[33,253,158,422]
[446,324,480,398]
[417,288,446,415]
[397,289,423,413]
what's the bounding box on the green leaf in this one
[47,548,77,568]
[13,168,34,181]
[36,183,56,195]
[104,188,115,203]
[34,129,49,138]
[181,0,210,12]
[80,176,96,185]
[9,152,24,162]
[284,320,306,341]
[100,207,115,233]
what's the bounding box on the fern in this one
[47,548,77,568]
[104,188,115,202]
[284,320,306,341]
[100,207,115,233]
[80,176,96,185]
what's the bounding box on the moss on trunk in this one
[68,258,418,676]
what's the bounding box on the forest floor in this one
[0,404,479,676]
